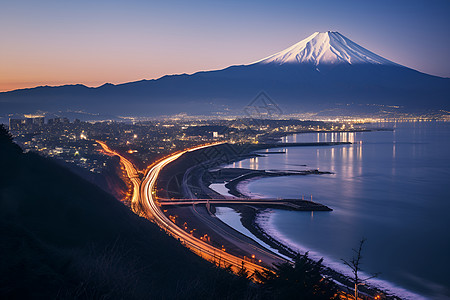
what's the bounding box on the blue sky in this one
[1,0,449,91]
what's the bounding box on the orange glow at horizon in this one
[1,1,449,94]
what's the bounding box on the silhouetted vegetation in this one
[342,238,379,300]
[255,252,338,300]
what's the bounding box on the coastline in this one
[204,133,423,299]
[252,208,426,300]
[160,130,428,298]
[224,169,332,199]
[160,127,443,299]
[211,188,425,300]
[207,143,427,300]
[213,204,367,295]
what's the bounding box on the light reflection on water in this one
[224,122,450,299]
[283,131,357,143]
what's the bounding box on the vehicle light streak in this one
[98,141,268,275]
[97,141,351,296]
[96,140,143,214]
[140,143,269,275]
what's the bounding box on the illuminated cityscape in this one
[1,1,449,299]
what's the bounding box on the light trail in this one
[97,140,269,274]
[96,140,142,214]
[140,143,270,275]
[97,141,351,296]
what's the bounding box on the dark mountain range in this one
[1,31,449,118]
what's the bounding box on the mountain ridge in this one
[1,31,449,118]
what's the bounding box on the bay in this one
[224,121,450,299]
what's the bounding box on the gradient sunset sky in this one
[1,0,449,92]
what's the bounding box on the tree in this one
[0,125,22,185]
[0,124,13,143]
[341,238,379,300]
[236,261,249,278]
[256,252,338,299]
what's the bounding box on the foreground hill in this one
[0,126,254,299]
[1,32,448,119]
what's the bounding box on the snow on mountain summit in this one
[252,31,399,66]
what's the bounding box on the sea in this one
[212,121,450,300]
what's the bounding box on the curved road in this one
[98,141,282,275]
[97,140,141,212]
[98,141,353,298]
[140,143,273,274]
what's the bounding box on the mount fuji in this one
[1,31,449,119]
[251,31,399,66]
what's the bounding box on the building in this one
[9,116,44,130]
[9,118,23,130]
[48,118,61,125]
[30,116,44,126]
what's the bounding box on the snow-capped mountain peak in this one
[252,31,398,66]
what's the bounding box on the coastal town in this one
[7,114,401,299]
[9,115,350,173]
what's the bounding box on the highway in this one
[97,141,351,297]
[96,140,142,214]
[97,141,285,275]
[139,143,273,274]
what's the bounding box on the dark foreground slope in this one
[0,127,254,299]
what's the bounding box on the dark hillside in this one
[0,126,254,299]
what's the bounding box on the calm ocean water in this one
[224,122,450,299]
